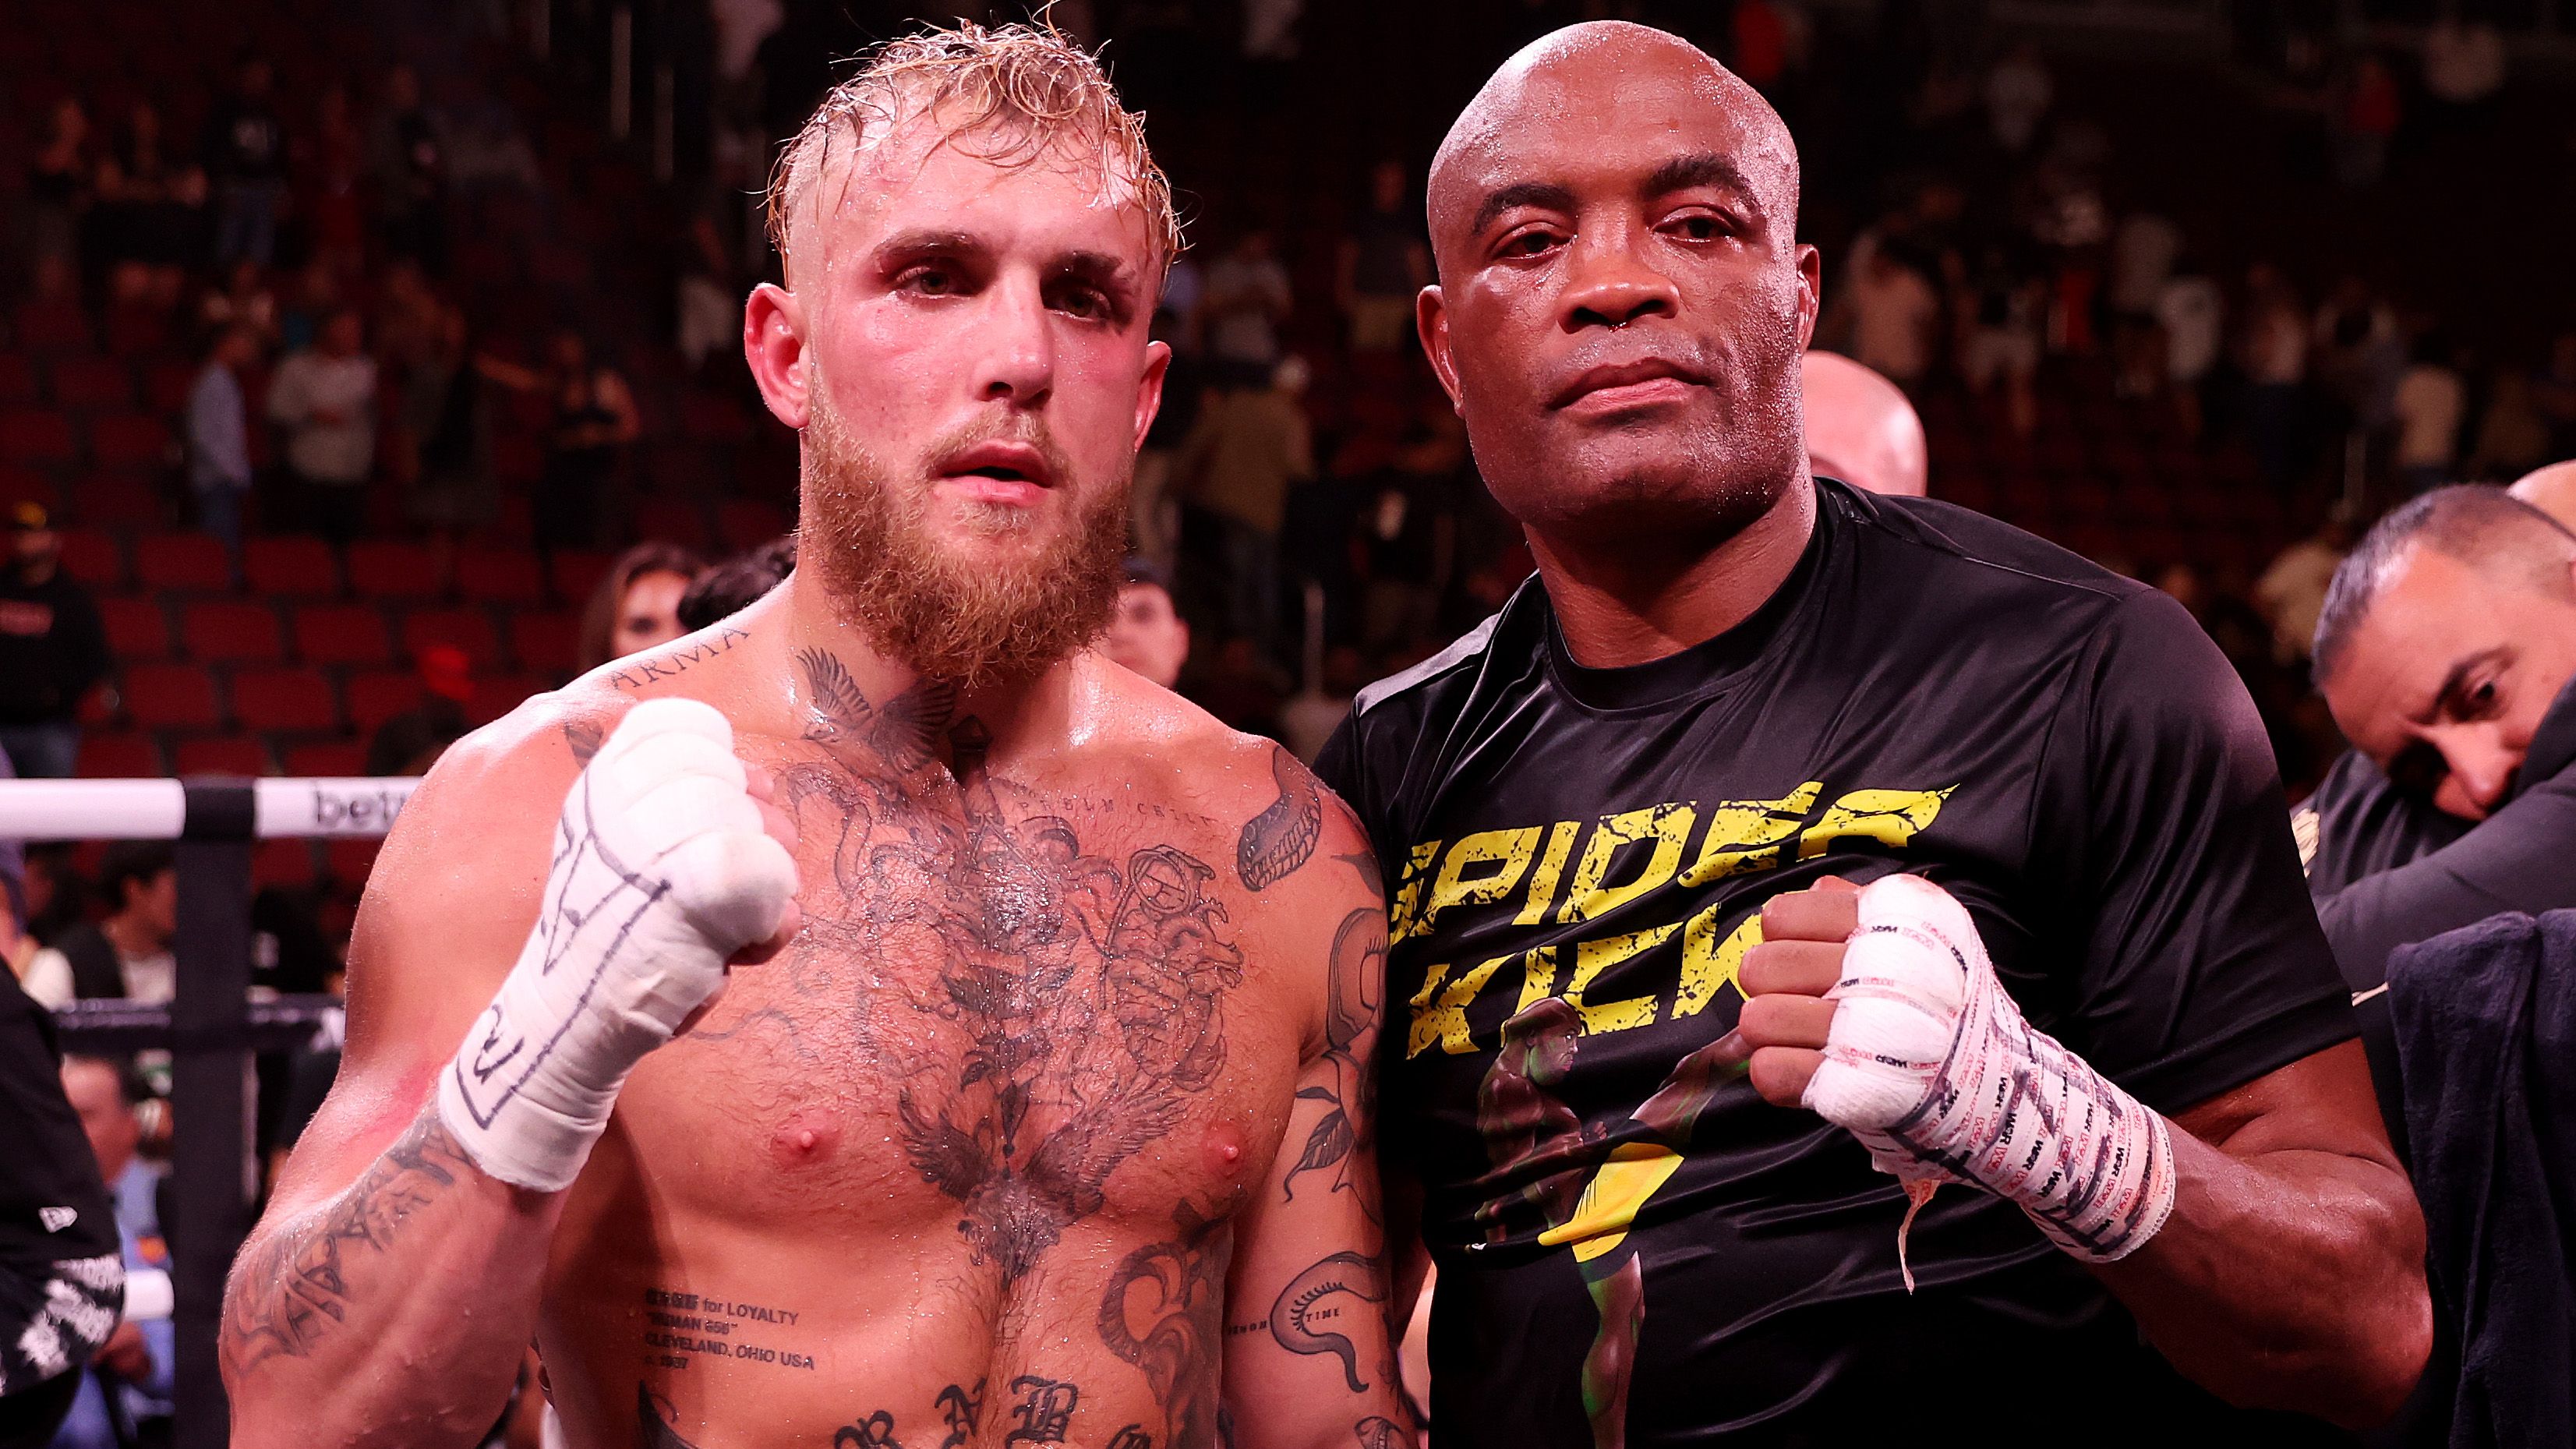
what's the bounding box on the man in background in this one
[1800,350,1925,497]
[0,505,108,781]
[27,845,176,1011]
[48,1058,172,1449]
[186,327,262,576]
[1102,559,1189,687]
[266,309,379,546]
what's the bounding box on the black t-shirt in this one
[0,970,121,1395]
[1317,481,2358,1445]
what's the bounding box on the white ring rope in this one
[0,778,422,841]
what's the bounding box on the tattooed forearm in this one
[1237,747,1323,890]
[606,626,752,691]
[220,1111,473,1377]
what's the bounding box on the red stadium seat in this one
[634,498,710,550]
[508,610,579,675]
[231,667,338,733]
[98,596,171,659]
[135,534,230,592]
[55,529,123,588]
[283,741,366,778]
[401,606,498,665]
[344,670,425,731]
[119,664,219,729]
[291,604,391,667]
[343,539,443,600]
[182,601,282,663]
[12,302,91,353]
[323,837,381,889]
[454,549,544,604]
[0,410,75,466]
[48,356,133,411]
[101,305,169,359]
[0,355,36,405]
[0,466,57,513]
[76,732,162,778]
[253,839,316,889]
[70,471,162,527]
[242,536,341,598]
[88,413,171,470]
[142,360,196,415]
[548,549,612,607]
[174,735,274,776]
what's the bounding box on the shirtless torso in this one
[221,586,1405,1449]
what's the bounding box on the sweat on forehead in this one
[1428,22,1798,243]
[765,21,1181,286]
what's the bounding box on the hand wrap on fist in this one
[1801,874,2175,1278]
[437,698,800,1192]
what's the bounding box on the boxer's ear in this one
[1418,284,1462,415]
[1793,242,1822,353]
[1131,338,1171,453]
[744,282,811,429]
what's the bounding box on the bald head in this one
[2511,461,2576,532]
[1415,23,1820,554]
[1801,351,1926,497]
[1427,23,1799,274]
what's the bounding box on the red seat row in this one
[90,598,579,674]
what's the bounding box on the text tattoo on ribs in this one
[769,650,1246,1289]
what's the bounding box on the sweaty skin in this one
[1419,19,2426,1430]
[222,60,1408,1449]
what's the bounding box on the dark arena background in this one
[0,0,2571,1446]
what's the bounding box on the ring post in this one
[172,777,256,1449]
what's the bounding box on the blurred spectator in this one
[196,256,279,346]
[203,57,289,269]
[2468,368,2551,483]
[266,309,379,546]
[1984,42,2052,154]
[1730,0,1799,91]
[1959,246,2042,435]
[2510,460,2576,528]
[1181,355,1313,653]
[275,255,341,355]
[2157,255,2224,436]
[2393,337,2468,495]
[1195,636,1287,737]
[1103,560,1190,689]
[48,1057,173,1449]
[2253,505,2357,664]
[2331,54,2401,189]
[186,327,262,574]
[1338,161,1429,355]
[2535,333,2576,461]
[368,64,447,270]
[1280,642,1366,763]
[32,843,175,1008]
[23,97,90,299]
[3,868,72,1013]
[365,645,473,777]
[405,306,499,541]
[676,214,739,371]
[88,102,203,309]
[2239,264,2312,489]
[0,506,108,782]
[1203,230,1293,380]
[2313,277,2404,442]
[2421,16,2504,113]
[2106,210,2180,320]
[485,332,640,553]
[677,536,794,634]
[578,542,704,672]
[1849,249,1939,387]
[1803,352,1928,497]
[1355,413,1466,651]
[0,967,122,1447]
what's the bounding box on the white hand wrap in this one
[1803,874,2176,1277]
[437,698,798,1192]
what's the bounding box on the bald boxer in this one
[1320,23,2425,1444]
[1800,349,1925,497]
[222,26,1410,1449]
[2508,458,2576,529]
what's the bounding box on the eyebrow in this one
[872,228,984,267]
[1645,151,1755,201]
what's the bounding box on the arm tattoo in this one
[1098,1209,1232,1448]
[1236,747,1323,890]
[1265,1253,1394,1393]
[605,626,751,691]
[220,1111,472,1377]
[564,719,605,764]
[1283,907,1388,1206]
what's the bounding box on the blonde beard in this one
[798,383,1129,692]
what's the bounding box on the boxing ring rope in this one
[1,775,421,1449]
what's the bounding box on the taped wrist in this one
[1804,874,2177,1272]
[436,698,797,1193]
